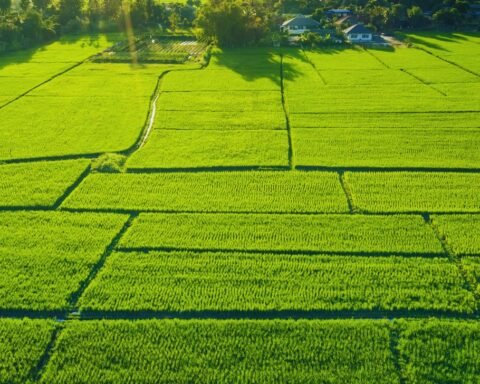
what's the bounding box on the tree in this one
[32,0,51,12]
[433,7,463,26]
[407,6,426,28]
[57,0,82,24]
[195,0,273,47]
[0,0,11,12]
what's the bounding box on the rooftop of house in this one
[282,15,321,28]
[343,24,373,35]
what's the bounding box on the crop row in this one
[117,213,443,254]
[346,172,480,213]
[0,211,129,311]
[0,159,90,207]
[126,130,289,169]
[293,128,480,169]
[288,112,480,129]
[0,319,56,384]
[64,171,348,213]
[0,319,473,384]
[432,215,480,256]
[79,250,475,314]
[64,170,480,213]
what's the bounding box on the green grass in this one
[79,251,475,313]
[432,215,480,256]
[346,172,480,213]
[119,213,443,254]
[40,319,399,384]
[64,171,348,213]
[126,130,289,169]
[397,319,480,384]
[293,128,480,168]
[0,211,128,311]
[0,319,56,384]
[0,160,90,207]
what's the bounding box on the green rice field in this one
[0,32,479,382]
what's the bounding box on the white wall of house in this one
[283,26,311,35]
[346,33,372,42]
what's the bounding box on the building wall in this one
[347,33,372,42]
[283,26,311,35]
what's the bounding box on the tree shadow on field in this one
[404,35,449,52]
[0,32,124,71]
[207,45,360,88]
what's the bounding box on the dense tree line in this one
[285,0,479,31]
[0,0,199,52]
[0,0,478,52]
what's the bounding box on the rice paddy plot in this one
[304,48,385,70]
[432,215,480,256]
[154,110,286,130]
[0,159,90,207]
[403,67,479,84]
[0,76,47,97]
[0,34,122,65]
[346,172,480,213]
[294,128,480,168]
[161,69,280,91]
[208,48,281,70]
[319,69,416,86]
[288,112,480,129]
[0,62,73,78]
[0,211,128,311]
[29,64,171,97]
[40,319,399,384]
[0,319,56,384]
[286,86,460,114]
[0,96,151,160]
[367,47,453,70]
[157,90,283,112]
[64,171,348,213]
[397,319,480,384]
[118,213,443,254]
[126,130,289,169]
[79,251,474,314]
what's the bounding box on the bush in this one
[91,153,127,173]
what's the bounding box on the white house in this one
[326,9,353,18]
[343,24,373,43]
[281,15,321,35]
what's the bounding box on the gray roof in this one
[326,9,352,13]
[343,24,373,34]
[282,15,321,28]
